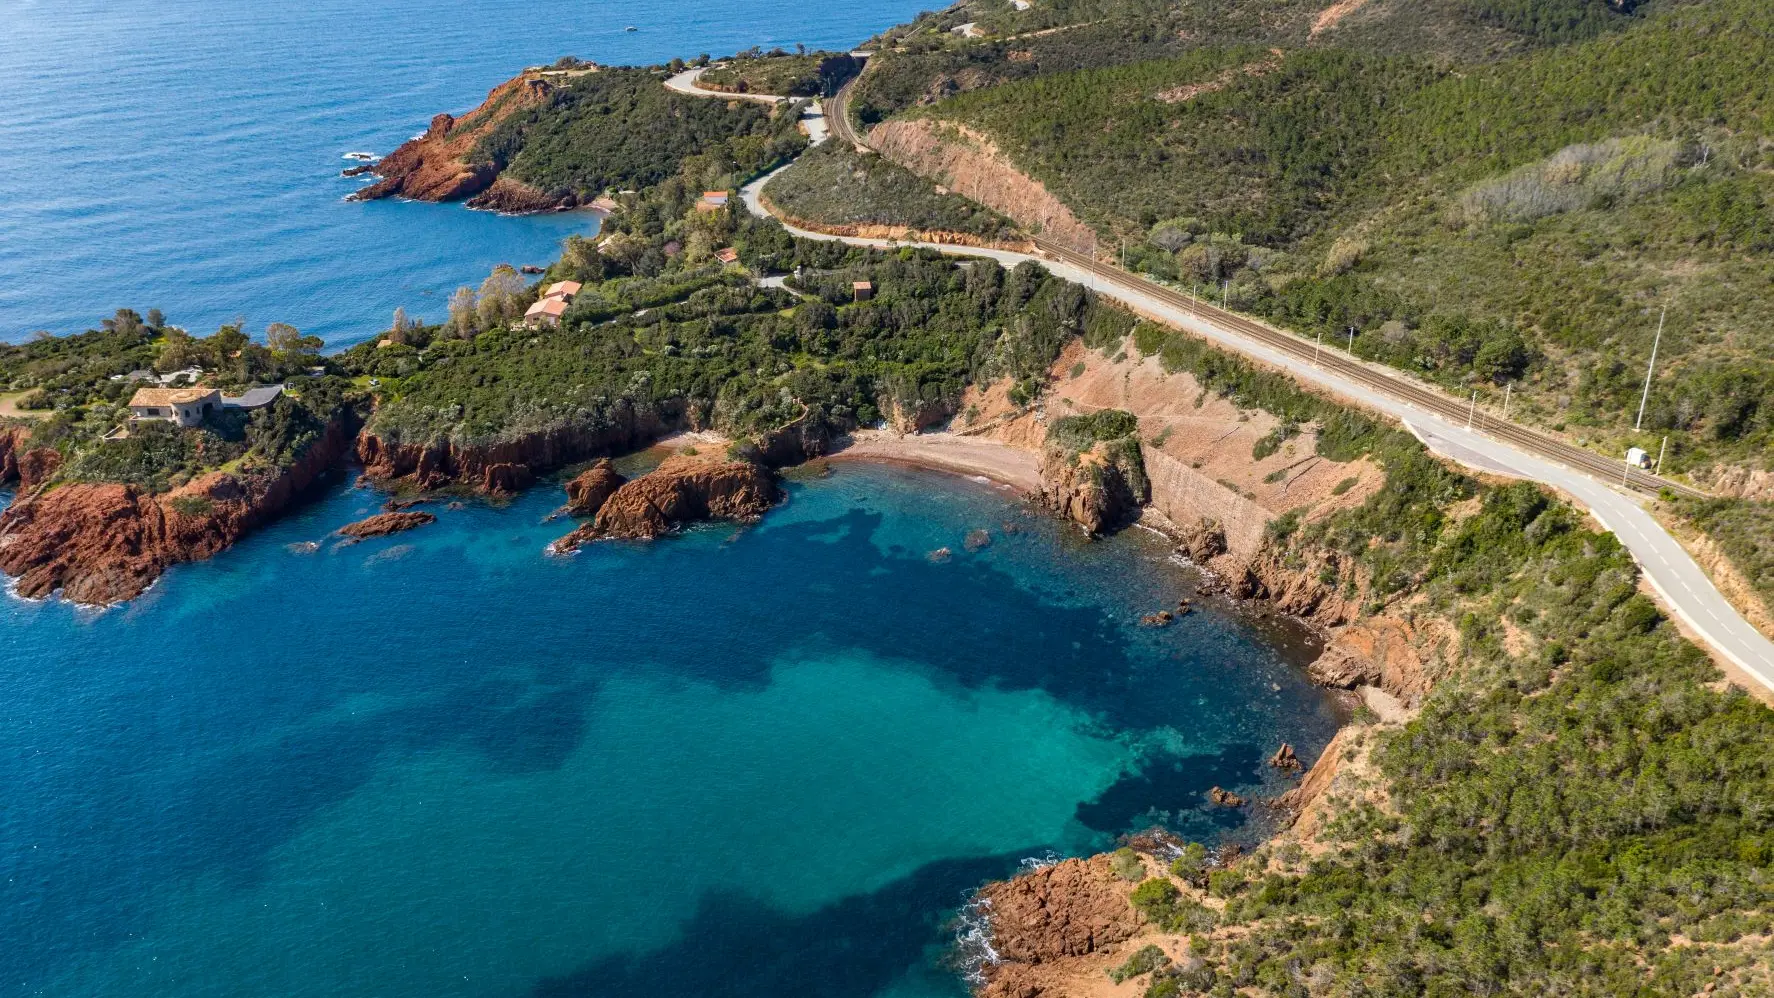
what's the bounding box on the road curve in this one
[663,66,786,103]
[736,165,1774,691]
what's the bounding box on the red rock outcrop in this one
[338,510,436,540]
[978,856,1140,986]
[1035,445,1146,536]
[553,454,778,551]
[0,424,46,486]
[349,73,558,206]
[0,418,354,605]
[357,401,679,494]
[563,459,627,516]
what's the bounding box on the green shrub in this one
[1107,944,1170,984]
[1110,847,1145,882]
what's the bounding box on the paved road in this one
[736,166,1774,691]
[663,66,787,103]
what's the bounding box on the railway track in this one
[1034,238,1704,500]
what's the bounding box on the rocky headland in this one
[0,417,356,605]
[347,72,580,212]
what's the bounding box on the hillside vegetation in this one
[763,140,1016,240]
[858,0,1774,483]
[469,67,808,198]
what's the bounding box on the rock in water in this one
[552,453,777,551]
[964,528,992,552]
[1270,743,1301,770]
[1140,610,1175,627]
[338,511,436,541]
[563,458,626,517]
[1208,786,1246,807]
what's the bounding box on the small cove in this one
[1,461,1340,997]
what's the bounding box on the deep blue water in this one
[1,460,1340,997]
[0,0,923,346]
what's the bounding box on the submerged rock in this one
[964,528,992,552]
[1140,610,1175,627]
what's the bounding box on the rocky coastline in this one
[0,415,357,605]
[346,72,578,211]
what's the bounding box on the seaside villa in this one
[523,281,581,327]
[127,388,221,427]
[524,296,570,327]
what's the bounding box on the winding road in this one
[696,67,1774,692]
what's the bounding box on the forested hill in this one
[834,0,1774,485]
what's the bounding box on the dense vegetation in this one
[346,232,1101,448]
[763,140,1015,239]
[2,311,349,493]
[468,67,808,199]
[697,49,861,97]
[878,0,1774,478]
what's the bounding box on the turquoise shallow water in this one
[1,461,1340,997]
[0,0,927,346]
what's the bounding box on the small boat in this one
[624,25,637,31]
[342,151,376,161]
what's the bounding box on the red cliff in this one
[0,418,354,605]
[348,73,558,206]
[357,402,679,494]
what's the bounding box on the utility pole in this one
[1467,391,1477,431]
[1347,325,1355,353]
[1635,303,1667,431]
[1221,280,1229,310]
[1502,383,1512,421]
[1655,436,1668,476]
[1314,330,1323,366]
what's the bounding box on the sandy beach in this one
[827,429,1042,492]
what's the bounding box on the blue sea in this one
[1,461,1340,997]
[1,2,1343,995]
[0,0,915,346]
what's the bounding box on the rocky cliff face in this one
[1035,444,1147,536]
[867,120,1097,253]
[553,453,779,551]
[0,424,60,489]
[357,402,679,494]
[0,418,354,605]
[349,73,562,208]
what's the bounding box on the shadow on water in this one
[532,852,1021,998]
[1073,741,1266,840]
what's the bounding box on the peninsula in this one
[7,2,1774,993]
